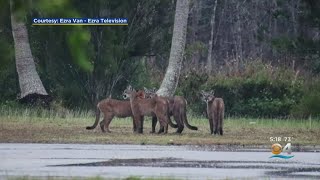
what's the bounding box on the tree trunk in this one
[157,0,190,97]
[206,0,218,74]
[10,0,49,103]
[235,1,243,62]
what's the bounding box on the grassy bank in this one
[0,108,319,146]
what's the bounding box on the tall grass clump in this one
[0,100,94,122]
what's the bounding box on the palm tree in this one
[10,0,49,104]
[157,0,190,97]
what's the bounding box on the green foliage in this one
[10,0,30,21]
[300,0,320,29]
[291,79,320,118]
[11,0,93,73]
[178,61,305,118]
[270,0,320,74]
[0,64,18,101]
[34,0,93,72]
[0,1,17,101]
[0,39,14,70]
[272,35,320,74]
[33,0,69,14]
[177,71,208,114]
[23,0,174,108]
[185,41,206,60]
[271,36,297,53]
[0,2,12,62]
[2,0,318,119]
[130,58,154,90]
[58,81,89,109]
[295,38,320,74]
[67,28,93,72]
[0,0,170,110]
[209,75,302,118]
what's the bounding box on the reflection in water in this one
[52,157,320,179]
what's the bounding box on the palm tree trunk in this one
[10,0,49,103]
[157,0,190,97]
[207,0,218,74]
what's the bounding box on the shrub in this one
[177,71,208,115]
[291,79,320,118]
[177,61,304,118]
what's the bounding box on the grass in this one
[0,107,320,146]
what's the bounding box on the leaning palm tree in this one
[157,0,190,97]
[10,0,49,103]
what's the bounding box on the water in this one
[0,143,319,179]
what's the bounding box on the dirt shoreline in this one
[1,118,319,149]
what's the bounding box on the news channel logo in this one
[270,143,294,159]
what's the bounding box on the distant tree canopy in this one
[0,0,319,118]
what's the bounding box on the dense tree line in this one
[182,0,320,74]
[0,0,319,118]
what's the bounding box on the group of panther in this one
[86,85,225,135]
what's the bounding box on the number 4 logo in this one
[283,143,292,154]
[270,143,294,159]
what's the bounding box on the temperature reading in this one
[284,137,292,142]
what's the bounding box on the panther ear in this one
[143,87,148,92]
[200,90,205,96]
[127,85,134,92]
[152,88,157,93]
[210,90,214,95]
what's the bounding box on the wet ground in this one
[0,143,320,179]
